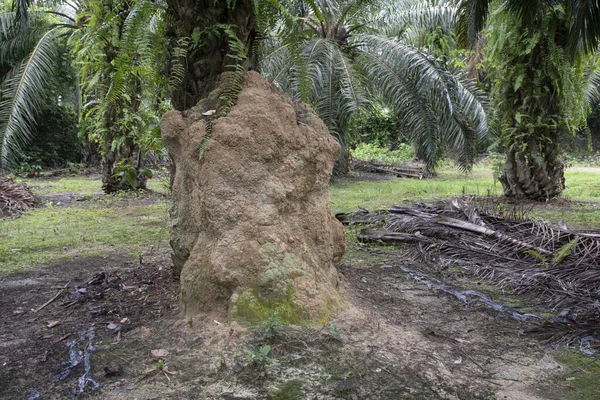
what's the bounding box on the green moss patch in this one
[233,287,307,325]
[268,379,304,400]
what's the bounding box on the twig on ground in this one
[34,280,71,313]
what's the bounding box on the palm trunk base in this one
[499,149,565,201]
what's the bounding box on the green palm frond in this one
[0,26,60,167]
[378,0,459,38]
[356,35,447,169]
[568,0,600,55]
[443,72,489,170]
[585,68,600,105]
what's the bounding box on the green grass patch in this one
[329,164,600,230]
[268,379,304,400]
[25,176,103,195]
[329,171,498,214]
[0,200,169,275]
[562,169,600,202]
[556,351,600,400]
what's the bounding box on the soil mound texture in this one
[161,71,346,321]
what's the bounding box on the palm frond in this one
[456,0,490,47]
[378,0,459,38]
[0,26,60,167]
[567,0,600,56]
[585,68,600,105]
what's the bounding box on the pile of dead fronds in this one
[337,198,600,350]
[351,159,431,179]
[0,180,38,217]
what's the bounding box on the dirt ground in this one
[0,240,568,399]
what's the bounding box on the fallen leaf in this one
[47,321,60,329]
[151,349,169,358]
[139,326,152,340]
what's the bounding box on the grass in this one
[3,162,600,275]
[0,193,168,275]
[555,350,600,400]
[330,166,498,214]
[330,164,600,229]
[25,176,103,195]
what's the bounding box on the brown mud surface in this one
[0,243,567,399]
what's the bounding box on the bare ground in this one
[0,241,567,399]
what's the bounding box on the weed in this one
[324,323,344,343]
[246,344,272,366]
[259,313,287,343]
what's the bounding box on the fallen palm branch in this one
[351,159,429,179]
[337,198,600,350]
[0,180,38,217]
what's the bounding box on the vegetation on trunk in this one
[487,6,588,200]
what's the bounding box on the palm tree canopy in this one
[262,0,488,171]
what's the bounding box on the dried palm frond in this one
[0,180,38,216]
[338,197,600,348]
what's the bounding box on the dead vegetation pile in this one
[337,198,600,352]
[351,159,430,179]
[0,179,38,217]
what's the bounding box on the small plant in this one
[259,313,287,343]
[486,152,506,185]
[113,160,153,189]
[14,161,42,177]
[324,323,344,343]
[128,249,144,264]
[246,344,272,365]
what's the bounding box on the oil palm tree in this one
[0,6,77,168]
[72,0,168,192]
[261,0,488,173]
[0,0,167,192]
[459,0,600,200]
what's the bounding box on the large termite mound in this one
[161,72,346,323]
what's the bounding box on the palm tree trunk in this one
[499,136,565,200]
[165,0,255,110]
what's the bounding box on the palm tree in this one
[459,0,600,200]
[0,0,166,193]
[261,0,488,173]
[0,7,77,168]
[72,0,168,192]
